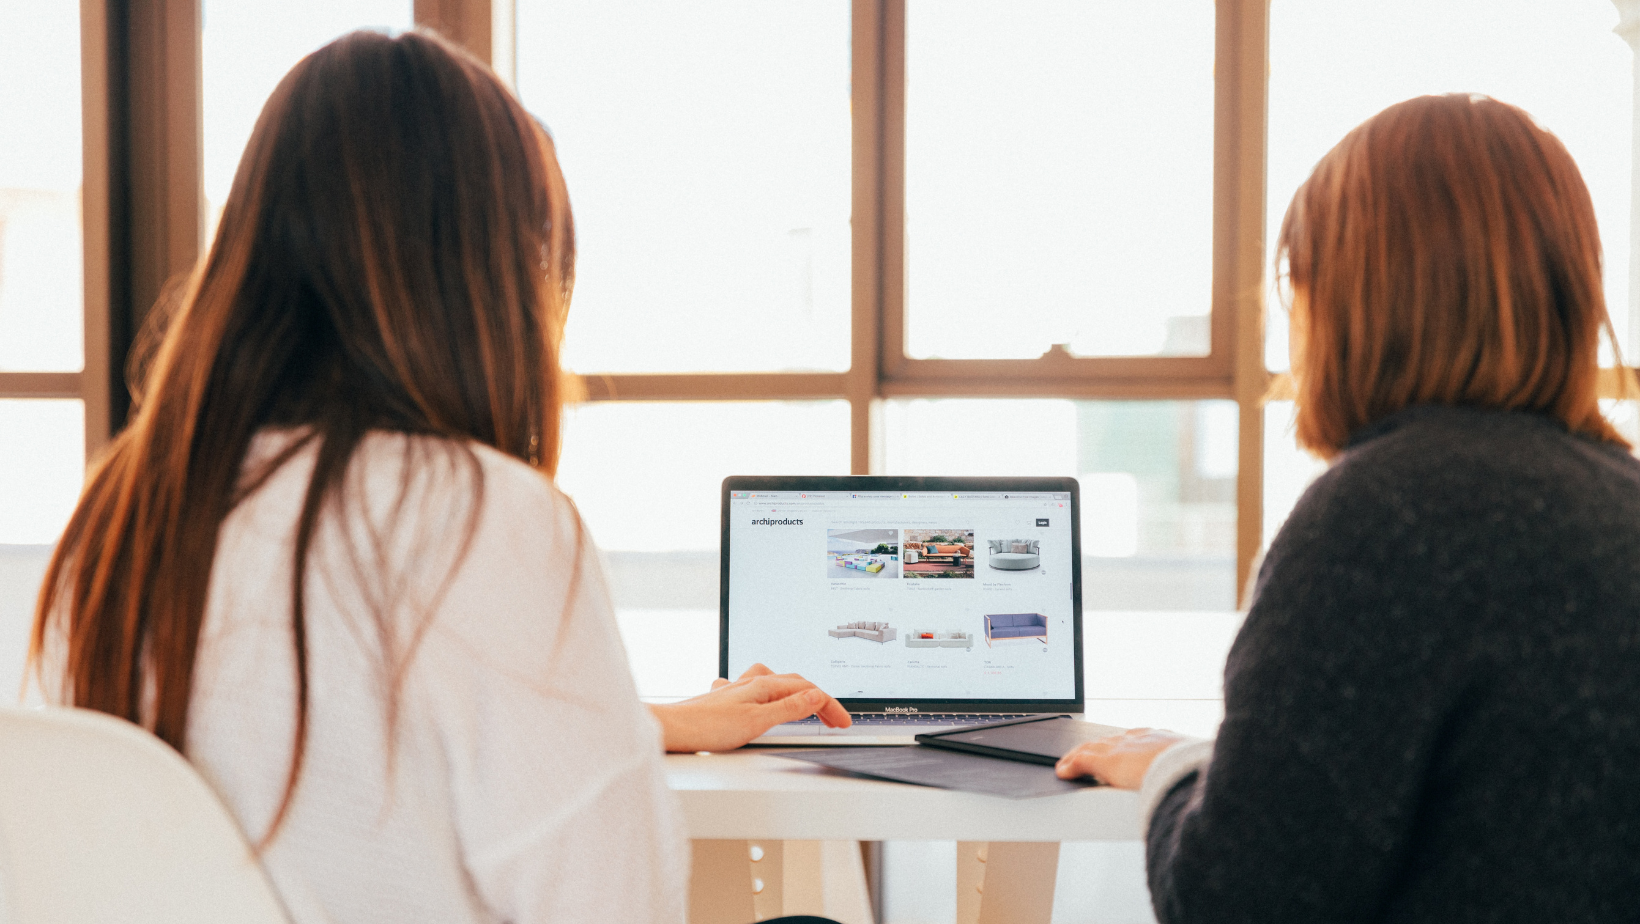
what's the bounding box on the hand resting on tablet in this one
[1054,727,1189,789]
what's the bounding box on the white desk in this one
[667,750,1142,924]
[649,611,1240,921]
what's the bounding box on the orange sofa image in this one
[901,531,976,578]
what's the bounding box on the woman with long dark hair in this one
[1057,94,1640,921]
[33,30,845,923]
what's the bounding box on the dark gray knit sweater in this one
[1148,405,1640,923]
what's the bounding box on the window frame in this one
[27,0,1639,600]
[0,0,203,463]
[574,0,1273,594]
[0,0,1272,593]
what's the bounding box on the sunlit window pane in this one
[905,2,1215,360]
[0,3,83,372]
[516,1,853,375]
[554,400,850,695]
[882,399,1237,610]
[0,400,84,545]
[202,0,412,242]
[1261,400,1326,554]
[1603,398,1640,447]
[1267,0,1634,371]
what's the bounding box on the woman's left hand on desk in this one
[649,663,852,753]
[1055,727,1189,789]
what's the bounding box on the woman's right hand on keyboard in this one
[648,663,852,752]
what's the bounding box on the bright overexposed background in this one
[6,0,1637,559]
[201,0,413,241]
[1264,0,1634,372]
[516,0,853,374]
[0,1,82,376]
[2,4,1638,920]
[905,1,1215,361]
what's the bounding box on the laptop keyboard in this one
[789,713,1029,726]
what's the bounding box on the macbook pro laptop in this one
[721,476,1084,745]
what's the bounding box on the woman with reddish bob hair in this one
[1059,94,1640,921]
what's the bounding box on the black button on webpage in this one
[1036,518,1049,527]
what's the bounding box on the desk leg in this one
[956,841,1060,924]
[689,839,874,924]
[818,840,875,923]
[690,840,755,924]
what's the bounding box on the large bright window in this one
[202,0,413,242]
[1265,0,1634,372]
[510,0,1640,604]
[0,1,84,545]
[905,1,1216,360]
[13,0,1636,624]
[555,400,851,697]
[14,3,1640,917]
[0,400,85,545]
[0,3,83,375]
[516,0,853,374]
[1260,0,1634,538]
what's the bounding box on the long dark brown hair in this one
[32,30,576,839]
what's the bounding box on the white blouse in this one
[103,431,687,923]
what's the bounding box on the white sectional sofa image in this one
[829,621,897,643]
[904,630,973,650]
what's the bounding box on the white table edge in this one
[665,750,1144,842]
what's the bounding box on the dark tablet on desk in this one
[915,714,1125,765]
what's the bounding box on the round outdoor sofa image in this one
[987,539,1041,571]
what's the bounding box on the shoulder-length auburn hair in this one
[1277,93,1626,458]
[32,30,575,838]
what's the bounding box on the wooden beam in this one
[850,0,893,474]
[415,0,489,60]
[414,0,515,85]
[888,353,1233,384]
[128,0,204,352]
[875,0,907,387]
[567,370,1241,403]
[1222,0,1272,603]
[1599,365,1640,398]
[80,0,113,455]
[879,374,1235,401]
[98,0,204,436]
[1264,371,1294,402]
[0,373,84,400]
[575,373,849,403]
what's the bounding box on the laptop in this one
[721,476,1084,746]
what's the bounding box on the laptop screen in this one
[722,477,1083,707]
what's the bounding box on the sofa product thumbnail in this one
[826,528,900,579]
[829,621,897,644]
[984,613,1048,647]
[905,630,974,651]
[901,529,976,579]
[987,539,1041,571]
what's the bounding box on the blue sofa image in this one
[984,613,1048,647]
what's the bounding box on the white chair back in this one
[0,706,289,924]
